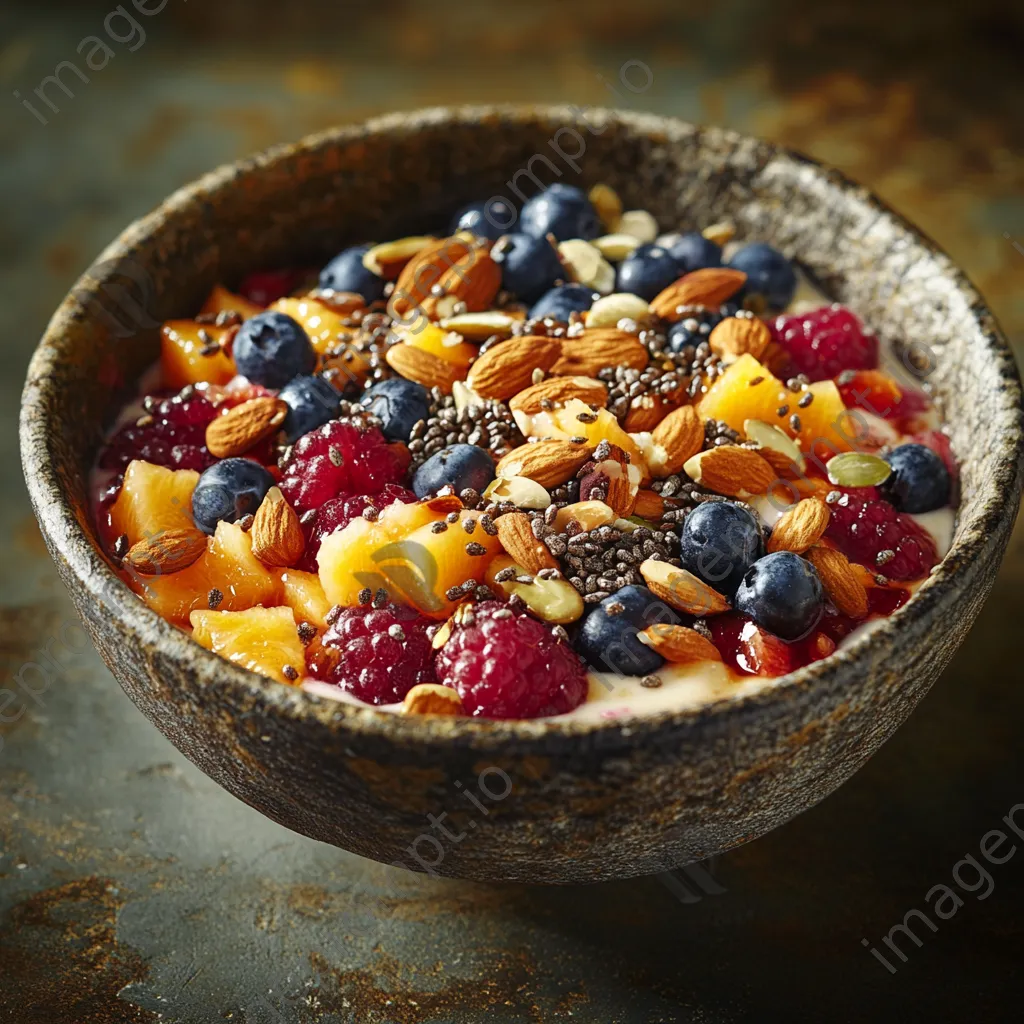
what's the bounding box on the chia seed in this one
[207,587,224,610]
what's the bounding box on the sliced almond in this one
[363,235,437,279]
[495,439,593,489]
[806,544,869,618]
[440,310,518,341]
[508,375,608,416]
[551,500,617,533]
[708,316,771,361]
[124,529,207,576]
[550,328,648,377]
[558,239,615,294]
[589,183,623,231]
[650,267,747,322]
[251,486,305,567]
[482,475,552,509]
[466,335,562,401]
[421,249,502,318]
[402,683,465,716]
[638,624,723,664]
[593,233,642,262]
[205,396,287,458]
[640,558,730,616]
[385,343,465,393]
[584,292,652,329]
[767,498,830,554]
[494,512,557,574]
[743,418,806,475]
[617,210,658,243]
[682,445,775,497]
[633,489,665,520]
[648,405,704,477]
[389,236,474,318]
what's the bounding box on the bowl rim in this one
[20,103,1024,751]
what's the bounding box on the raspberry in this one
[237,268,306,307]
[100,388,217,472]
[297,484,416,572]
[770,305,878,382]
[825,490,938,580]
[278,420,407,513]
[435,602,588,719]
[311,603,437,704]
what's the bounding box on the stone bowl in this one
[20,106,1024,883]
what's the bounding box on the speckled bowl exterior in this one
[20,106,1024,883]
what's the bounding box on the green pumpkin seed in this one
[826,452,892,487]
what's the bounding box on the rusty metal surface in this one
[2,1,1023,1021]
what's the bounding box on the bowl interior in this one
[21,105,1024,743]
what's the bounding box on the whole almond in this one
[251,486,305,567]
[649,405,704,477]
[709,316,771,361]
[768,498,831,554]
[124,529,207,576]
[743,418,806,476]
[363,235,437,279]
[385,343,465,393]
[402,683,465,716]
[633,489,665,520]
[806,545,869,618]
[508,375,608,416]
[389,235,474,318]
[205,396,287,458]
[639,558,730,616]
[639,624,723,664]
[683,445,775,497]
[550,329,648,377]
[494,512,558,574]
[466,336,562,401]
[422,249,502,318]
[496,439,593,488]
[650,267,747,322]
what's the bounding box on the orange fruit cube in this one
[161,320,236,389]
[107,460,199,547]
[191,606,305,684]
[278,569,332,629]
[199,284,263,321]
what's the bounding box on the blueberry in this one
[192,458,275,535]
[728,243,796,311]
[679,501,764,597]
[520,184,601,242]
[615,243,681,301]
[412,444,495,499]
[882,443,951,513]
[449,198,517,240]
[361,378,431,443]
[575,585,678,676]
[278,375,341,444]
[666,232,723,274]
[318,243,386,303]
[667,312,722,353]
[734,552,824,642]
[529,283,596,322]
[492,233,563,302]
[232,311,316,389]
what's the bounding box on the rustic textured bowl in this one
[20,106,1024,883]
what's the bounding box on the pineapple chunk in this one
[108,461,199,547]
[278,569,332,630]
[191,606,305,684]
[318,501,500,619]
[132,521,281,626]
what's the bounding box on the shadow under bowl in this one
[20,106,1024,883]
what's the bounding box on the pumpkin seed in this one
[826,452,892,487]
